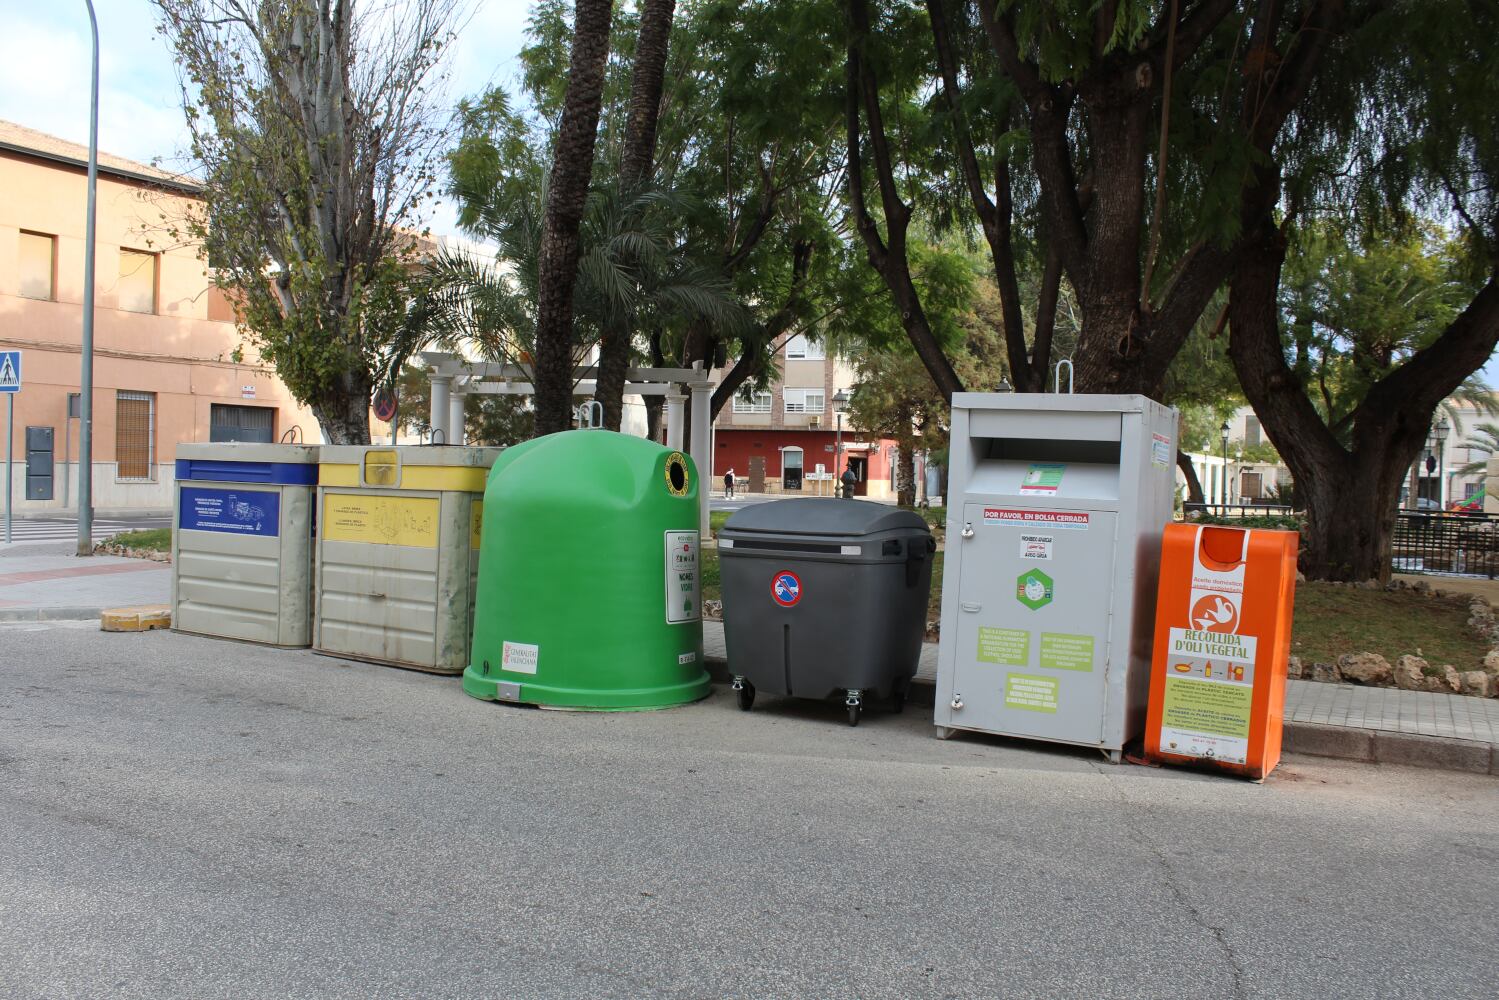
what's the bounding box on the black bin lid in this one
[721,498,929,538]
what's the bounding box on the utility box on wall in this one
[932,393,1178,759]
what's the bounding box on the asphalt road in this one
[2,622,1496,999]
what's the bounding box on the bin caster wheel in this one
[891,679,907,714]
[736,681,755,712]
[847,702,861,727]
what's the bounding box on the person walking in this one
[840,463,857,500]
[723,467,735,499]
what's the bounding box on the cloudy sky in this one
[0,0,533,235]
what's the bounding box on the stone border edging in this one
[703,653,1497,776]
[0,607,104,622]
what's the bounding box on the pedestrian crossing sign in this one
[0,350,19,393]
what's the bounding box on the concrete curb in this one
[704,652,1497,776]
[1284,722,1497,775]
[0,607,104,622]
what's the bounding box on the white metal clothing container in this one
[172,443,320,647]
[933,393,1178,759]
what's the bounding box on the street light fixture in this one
[1219,420,1231,509]
[1434,417,1451,509]
[833,390,850,495]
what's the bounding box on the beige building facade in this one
[0,121,317,513]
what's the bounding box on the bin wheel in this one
[891,680,907,714]
[736,682,755,712]
[847,702,861,727]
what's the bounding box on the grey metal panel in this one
[311,449,493,674]
[175,442,321,465]
[968,408,1120,442]
[170,453,316,647]
[25,426,53,500]
[173,484,313,646]
[315,535,441,670]
[946,504,1117,744]
[209,404,275,444]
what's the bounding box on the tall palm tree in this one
[416,184,746,414]
[533,0,615,436]
[595,0,678,430]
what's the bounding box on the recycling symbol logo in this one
[1016,569,1054,610]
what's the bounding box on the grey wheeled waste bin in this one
[718,498,935,725]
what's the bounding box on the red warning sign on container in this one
[982,508,1090,530]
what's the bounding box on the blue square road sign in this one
[0,350,19,393]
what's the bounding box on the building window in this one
[782,446,804,471]
[732,391,772,414]
[116,391,156,480]
[784,335,825,361]
[119,248,159,314]
[1466,482,1481,499]
[210,404,275,443]
[18,231,56,300]
[1245,415,1262,447]
[784,388,825,414]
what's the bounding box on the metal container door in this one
[948,502,1117,746]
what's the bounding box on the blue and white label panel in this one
[0,350,20,393]
[179,486,280,537]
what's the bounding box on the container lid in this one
[317,444,503,468]
[175,443,320,485]
[721,498,928,538]
[176,443,320,464]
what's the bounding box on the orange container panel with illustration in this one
[1144,523,1298,780]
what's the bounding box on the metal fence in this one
[1393,511,1499,578]
[1182,502,1296,518]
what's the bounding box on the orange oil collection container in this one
[1144,523,1298,780]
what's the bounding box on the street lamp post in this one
[1434,417,1451,510]
[77,0,99,556]
[1219,420,1231,510]
[833,389,850,497]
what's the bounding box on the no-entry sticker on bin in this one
[772,570,802,607]
[983,508,1089,530]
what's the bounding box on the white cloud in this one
[0,1,189,168]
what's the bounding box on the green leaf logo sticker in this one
[1016,569,1054,610]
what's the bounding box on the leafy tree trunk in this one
[1228,207,1499,581]
[533,0,615,436]
[709,238,814,419]
[310,369,375,445]
[845,0,964,402]
[926,0,1051,391]
[895,407,917,507]
[596,0,676,431]
[1176,450,1204,506]
[643,329,666,442]
[154,0,458,447]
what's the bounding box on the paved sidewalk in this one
[0,546,170,619]
[702,620,1499,774]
